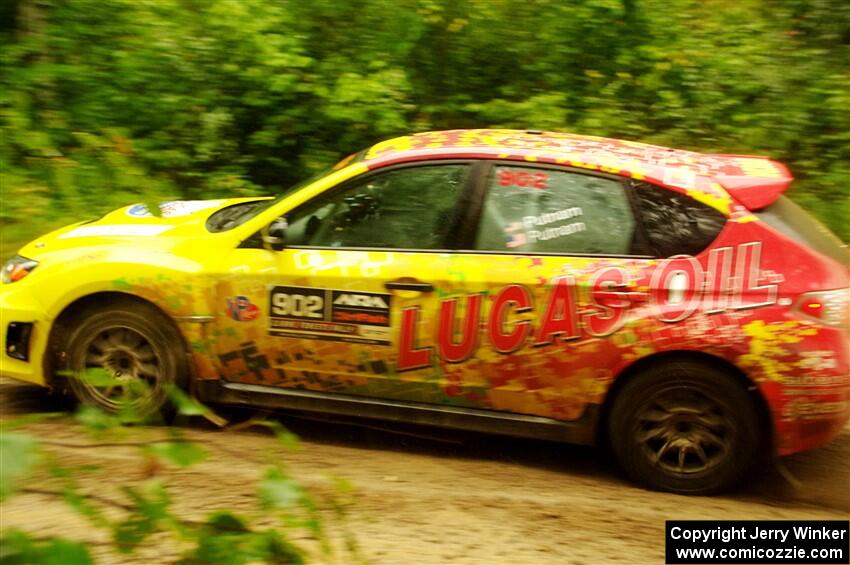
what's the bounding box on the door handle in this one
[384,278,434,293]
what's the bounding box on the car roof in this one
[361,129,793,213]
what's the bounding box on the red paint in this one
[438,294,484,363]
[585,267,631,336]
[396,244,785,366]
[364,130,794,211]
[732,242,779,310]
[397,307,432,371]
[497,169,548,189]
[387,222,847,459]
[650,255,705,323]
[704,246,734,313]
[534,276,580,346]
[488,285,533,353]
[710,155,793,210]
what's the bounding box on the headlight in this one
[2,255,39,284]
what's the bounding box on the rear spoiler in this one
[706,154,794,211]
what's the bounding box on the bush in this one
[0,374,363,564]
[1,0,847,251]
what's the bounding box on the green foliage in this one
[181,512,305,565]
[0,530,93,565]
[0,0,848,252]
[112,482,175,553]
[0,373,359,563]
[252,419,301,451]
[260,467,306,511]
[145,440,207,468]
[0,430,39,501]
[168,386,215,418]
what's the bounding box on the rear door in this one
[431,163,730,421]
[433,162,652,420]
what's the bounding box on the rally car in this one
[2,129,848,494]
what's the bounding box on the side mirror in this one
[262,218,288,251]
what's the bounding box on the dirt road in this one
[1,377,848,564]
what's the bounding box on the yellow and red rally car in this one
[2,129,848,494]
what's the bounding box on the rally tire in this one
[64,301,187,419]
[608,360,760,495]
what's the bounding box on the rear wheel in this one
[64,302,187,418]
[608,359,761,494]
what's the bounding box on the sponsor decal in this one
[126,203,153,217]
[526,222,587,243]
[503,222,527,248]
[502,207,586,248]
[226,295,260,322]
[522,207,583,229]
[269,285,392,345]
[497,169,549,189]
[787,399,850,420]
[397,242,781,370]
[125,200,224,218]
[160,200,224,217]
[58,224,174,238]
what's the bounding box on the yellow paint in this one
[364,136,413,160]
[1,131,794,423]
[734,213,760,224]
[735,157,783,178]
[738,320,818,383]
[686,188,732,215]
[0,163,372,386]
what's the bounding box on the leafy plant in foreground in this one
[0,370,364,564]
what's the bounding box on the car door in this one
[212,162,477,402]
[425,162,729,422]
[429,162,655,420]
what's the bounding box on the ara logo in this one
[333,293,389,310]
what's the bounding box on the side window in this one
[633,181,727,257]
[285,164,469,250]
[475,165,636,255]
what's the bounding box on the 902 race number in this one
[268,285,393,345]
[270,287,325,319]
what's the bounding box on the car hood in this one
[17,197,269,260]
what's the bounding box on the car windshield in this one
[205,153,363,233]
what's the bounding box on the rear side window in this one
[757,196,848,267]
[632,181,726,257]
[475,166,636,255]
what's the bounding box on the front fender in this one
[1,247,218,386]
[27,247,214,322]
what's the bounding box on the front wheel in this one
[63,302,187,418]
[608,359,762,494]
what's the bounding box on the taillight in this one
[793,289,849,328]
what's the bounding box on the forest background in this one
[2,0,848,258]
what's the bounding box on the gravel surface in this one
[1,377,847,564]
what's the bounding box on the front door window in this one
[286,164,470,250]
